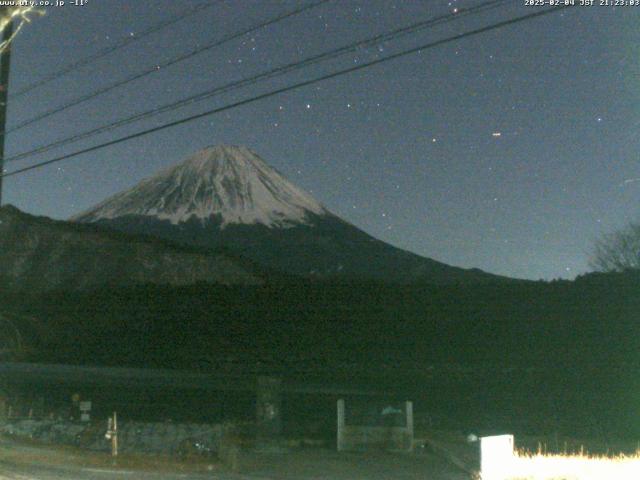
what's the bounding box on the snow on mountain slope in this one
[72,144,507,284]
[73,145,327,228]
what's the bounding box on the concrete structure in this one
[336,399,414,452]
[255,376,283,450]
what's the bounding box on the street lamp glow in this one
[0,6,43,54]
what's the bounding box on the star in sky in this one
[3,0,637,281]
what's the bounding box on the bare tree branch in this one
[590,222,640,272]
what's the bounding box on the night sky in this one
[2,0,638,280]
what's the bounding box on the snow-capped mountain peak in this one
[73,145,327,228]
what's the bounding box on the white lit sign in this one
[481,434,514,480]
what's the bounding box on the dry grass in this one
[503,449,640,480]
[479,437,640,480]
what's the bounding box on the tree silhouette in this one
[590,222,640,272]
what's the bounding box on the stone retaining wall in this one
[0,418,225,455]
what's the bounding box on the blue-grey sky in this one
[2,0,639,280]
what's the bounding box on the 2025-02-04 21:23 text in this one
[524,0,640,6]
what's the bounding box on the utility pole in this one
[0,7,13,206]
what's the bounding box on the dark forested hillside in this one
[3,273,638,370]
[2,272,638,438]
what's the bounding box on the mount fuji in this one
[73,145,500,284]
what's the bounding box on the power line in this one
[1,5,570,180]
[11,2,222,99]
[5,0,330,135]
[4,0,510,165]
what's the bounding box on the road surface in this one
[0,438,471,479]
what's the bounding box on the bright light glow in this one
[506,450,640,480]
[481,435,515,480]
[0,6,43,54]
[480,434,640,480]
